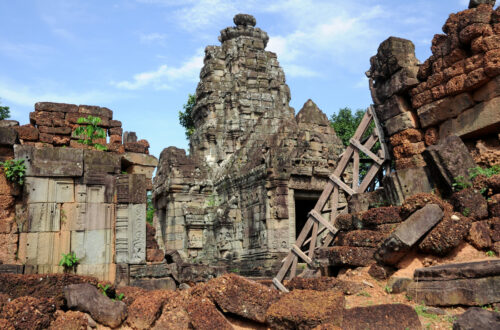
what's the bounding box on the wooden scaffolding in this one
[273,105,390,292]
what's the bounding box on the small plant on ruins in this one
[97,283,124,301]
[356,291,371,297]
[0,159,26,185]
[179,94,196,139]
[384,285,392,294]
[0,99,10,120]
[146,191,154,225]
[486,250,496,257]
[452,175,471,191]
[469,165,500,180]
[462,207,471,217]
[59,252,79,272]
[74,115,107,151]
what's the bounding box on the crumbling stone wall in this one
[153,15,345,275]
[0,103,157,282]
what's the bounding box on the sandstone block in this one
[383,167,434,205]
[417,93,474,128]
[124,141,149,154]
[423,135,476,194]
[115,204,146,264]
[0,128,18,146]
[375,95,412,122]
[407,276,500,306]
[453,307,500,330]
[375,204,443,265]
[83,149,120,175]
[130,277,176,291]
[474,74,500,102]
[64,283,126,328]
[439,96,500,139]
[108,127,123,136]
[376,67,419,102]
[347,189,387,213]
[468,220,493,249]
[15,145,83,177]
[109,119,122,127]
[384,111,419,136]
[266,289,344,329]
[24,177,74,203]
[414,260,500,281]
[116,174,147,204]
[0,120,19,127]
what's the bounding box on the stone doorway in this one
[294,191,320,239]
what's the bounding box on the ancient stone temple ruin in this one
[0,103,157,282]
[153,14,345,275]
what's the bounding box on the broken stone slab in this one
[384,111,419,136]
[266,289,344,329]
[414,260,500,281]
[418,213,471,256]
[341,304,421,330]
[423,135,476,195]
[0,264,24,274]
[453,307,500,330]
[123,131,137,143]
[14,145,83,177]
[375,204,443,265]
[177,263,227,283]
[451,188,489,220]
[129,263,177,279]
[186,296,233,330]
[285,276,365,295]
[121,152,158,167]
[0,120,19,127]
[383,166,434,205]
[387,276,413,293]
[64,283,127,328]
[205,273,280,323]
[407,276,500,306]
[0,127,18,146]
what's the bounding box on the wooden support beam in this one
[350,138,384,165]
[273,278,289,292]
[309,210,338,235]
[292,244,313,266]
[329,174,356,196]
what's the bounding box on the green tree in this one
[146,191,154,225]
[330,107,378,183]
[178,94,196,139]
[0,99,11,120]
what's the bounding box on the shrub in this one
[0,159,26,185]
[59,252,79,272]
[74,116,107,151]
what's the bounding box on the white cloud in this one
[0,80,120,107]
[139,32,168,44]
[112,50,204,90]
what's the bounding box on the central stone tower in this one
[153,14,345,276]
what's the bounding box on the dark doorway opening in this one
[294,191,320,239]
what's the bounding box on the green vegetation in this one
[414,304,439,321]
[330,107,379,181]
[0,159,26,185]
[146,192,154,225]
[469,165,500,180]
[0,99,10,120]
[452,175,471,191]
[179,94,196,139]
[229,268,240,273]
[206,193,219,207]
[356,291,371,297]
[486,250,496,257]
[59,252,79,272]
[74,116,107,151]
[98,283,124,301]
[384,285,392,294]
[462,207,471,217]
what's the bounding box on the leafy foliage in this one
[74,116,107,151]
[452,175,472,191]
[178,94,196,139]
[469,165,500,179]
[0,159,26,185]
[330,107,379,182]
[59,252,79,270]
[0,99,10,120]
[146,191,154,225]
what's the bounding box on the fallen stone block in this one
[316,246,376,267]
[64,283,127,328]
[186,296,233,330]
[387,276,412,293]
[126,290,173,329]
[285,277,364,295]
[130,277,176,291]
[368,263,396,280]
[1,296,55,330]
[407,276,500,306]
[400,193,453,218]
[266,289,344,329]
[152,307,190,330]
[205,273,280,323]
[341,304,421,330]
[383,167,434,206]
[360,206,402,227]
[423,135,476,195]
[14,145,83,177]
[453,307,500,330]
[336,229,392,248]
[375,204,443,265]
[468,220,493,249]
[414,260,500,281]
[451,188,489,220]
[418,213,471,256]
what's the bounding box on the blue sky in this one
[0,0,470,158]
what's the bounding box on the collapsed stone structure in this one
[0,102,157,281]
[153,14,345,275]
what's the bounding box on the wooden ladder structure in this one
[272,105,390,292]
